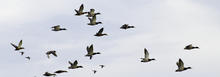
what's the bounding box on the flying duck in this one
[43,72,56,77]
[176,58,191,72]
[99,65,105,68]
[54,70,68,74]
[25,56,30,60]
[51,25,66,31]
[120,24,135,30]
[94,28,107,37]
[68,60,83,69]
[20,52,24,55]
[140,48,155,62]
[85,44,101,60]
[86,9,100,17]
[92,70,97,74]
[88,15,102,26]
[184,44,199,50]
[46,50,57,59]
[10,40,24,51]
[75,4,87,16]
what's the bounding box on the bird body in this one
[85,44,101,60]
[141,48,155,62]
[11,40,24,51]
[51,25,66,31]
[94,28,108,37]
[176,59,191,72]
[184,44,199,50]
[75,4,87,16]
[120,24,135,30]
[46,50,57,59]
[88,15,102,26]
[43,72,56,77]
[68,60,83,69]
[54,70,67,74]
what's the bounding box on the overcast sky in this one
[0,0,220,77]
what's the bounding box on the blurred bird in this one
[54,70,67,74]
[46,50,57,59]
[10,40,24,51]
[99,65,105,68]
[184,44,199,50]
[75,4,87,16]
[92,70,97,74]
[176,58,191,72]
[88,15,102,26]
[43,72,56,77]
[120,24,135,30]
[140,48,155,62]
[68,60,83,69]
[94,28,108,37]
[20,52,24,55]
[86,9,100,17]
[51,25,66,31]
[25,56,30,60]
[85,44,101,60]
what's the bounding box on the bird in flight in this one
[184,44,199,50]
[176,58,191,72]
[43,72,56,77]
[54,70,68,74]
[94,28,108,37]
[85,44,101,60]
[51,25,67,31]
[88,15,102,26]
[99,65,105,68]
[68,60,83,69]
[25,56,31,60]
[46,50,57,59]
[10,40,24,51]
[75,4,87,16]
[120,24,135,30]
[140,48,155,62]
[86,9,100,17]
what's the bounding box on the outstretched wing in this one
[144,48,149,59]
[68,61,73,65]
[52,53,57,57]
[97,28,104,34]
[177,59,184,70]
[10,43,17,48]
[18,40,23,47]
[79,4,84,12]
[73,60,78,66]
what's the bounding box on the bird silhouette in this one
[140,48,155,62]
[184,44,199,50]
[54,70,67,74]
[68,60,83,69]
[94,28,108,37]
[46,50,57,59]
[43,72,56,77]
[120,24,135,30]
[85,44,101,60]
[176,58,191,72]
[10,40,24,51]
[75,4,87,16]
[51,25,67,31]
[88,15,102,26]
[86,9,100,17]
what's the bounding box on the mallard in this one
[176,58,191,72]
[99,65,104,68]
[10,40,24,51]
[85,44,101,60]
[43,72,56,77]
[75,4,87,16]
[184,44,199,50]
[94,28,107,37]
[54,70,67,74]
[68,60,83,69]
[120,24,135,30]
[25,56,30,60]
[46,50,57,59]
[140,48,155,62]
[88,15,102,26]
[86,9,100,17]
[92,70,97,74]
[51,25,67,31]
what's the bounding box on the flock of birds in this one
[10,3,200,77]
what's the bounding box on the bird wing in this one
[97,28,104,34]
[144,48,149,59]
[177,59,184,70]
[89,44,94,53]
[18,40,23,47]
[52,52,57,57]
[73,60,78,66]
[68,61,73,65]
[91,15,97,23]
[88,17,92,23]
[79,4,84,12]
[10,43,17,48]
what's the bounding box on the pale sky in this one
[0,0,220,77]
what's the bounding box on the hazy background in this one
[0,0,220,77]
